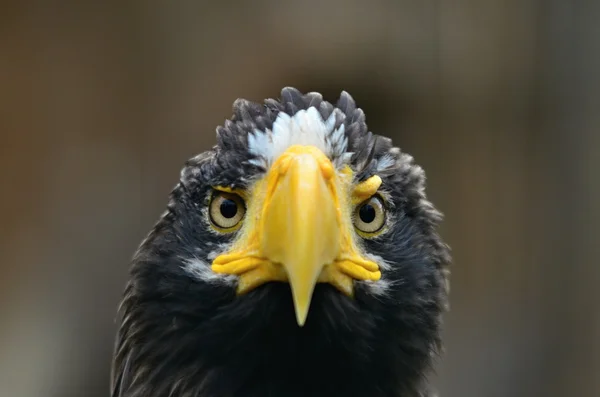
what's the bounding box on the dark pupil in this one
[220,199,238,219]
[359,203,376,223]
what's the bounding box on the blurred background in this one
[1,1,598,396]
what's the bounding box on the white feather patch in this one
[358,252,393,296]
[248,107,348,168]
[181,257,237,286]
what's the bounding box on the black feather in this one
[111,87,451,397]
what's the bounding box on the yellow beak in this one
[259,146,341,325]
[212,145,381,326]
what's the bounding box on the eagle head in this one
[112,87,451,397]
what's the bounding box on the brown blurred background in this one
[1,1,598,397]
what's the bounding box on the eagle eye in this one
[353,195,386,235]
[209,191,246,231]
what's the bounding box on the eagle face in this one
[112,88,451,397]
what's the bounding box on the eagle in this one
[111,87,451,397]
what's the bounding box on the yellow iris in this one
[211,145,383,325]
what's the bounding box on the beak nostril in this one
[320,160,334,179]
[277,155,292,175]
